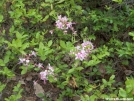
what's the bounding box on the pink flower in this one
[75,50,87,61]
[19,58,26,64]
[70,41,94,61]
[66,22,72,28]
[39,64,55,84]
[62,16,68,22]
[37,63,43,68]
[40,70,48,80]
[55,15,76,35]
[56,20,63,29]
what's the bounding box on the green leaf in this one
[60,40,66,49]
[45,0,54,3]
[43,15,49,22]
[109,75,115,81]
[89,95,97,101]
[0,59,5,66]
[112,0,122,4]
[119,88,127,97]
[56,0,65,4]
[0,67,15,78]
[68,68,75,74]
[21,68,27,75]
[76,67,84,71]
[0,82,6,92]
[48,40,52,47]
[39,42,44,50]
[129,32,134,40]
[0,15,3,22]
[102,79,107,85]
[4,51,11,64]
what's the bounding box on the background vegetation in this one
[0,0,134,101]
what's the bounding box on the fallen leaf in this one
[124,70,134,75]
[34,82,44,97]
[19,80,25,85]
[98,63,106,74]
[25,97,36,101]
[26,75,32,81]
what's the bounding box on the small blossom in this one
[26,59,30,64]
[66,22,72,28]
[39,64,55,84]
[19,58,26,64]
[49,30,54,34]
[40,70,48,80]
[70,41,94,61]
[55,15,76,34]
[48,64,54,72]
[31,51,36,57]
[75,50,87,61]
[37,63,43,68]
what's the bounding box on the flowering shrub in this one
[55,15,77,34]
[0,0,134,101]
[40,64,55,84]
[70,41,94,61]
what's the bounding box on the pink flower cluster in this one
[70,41,94,61]
[19,51,55,84]
[19,51,44,68]
[55,15,77,34]
[40,64,54,84]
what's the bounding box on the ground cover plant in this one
[0,0,134,101]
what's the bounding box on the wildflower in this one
[40,70,48,80]
[75,50,87,61]
[47,64,54,72]
[19,58,26,64]
[31,51,36,57]
[55,15,76,34]
[40,64,55,84]
[66,22,72,28]
[40,70,48,84]
[37,63,43,68]
[49,30,54,34]
[70,41,94,61]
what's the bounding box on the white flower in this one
[19,58,26,64]
[37,63,43,68]
[31,51,36,57]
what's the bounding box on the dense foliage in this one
[0,0,134,101]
